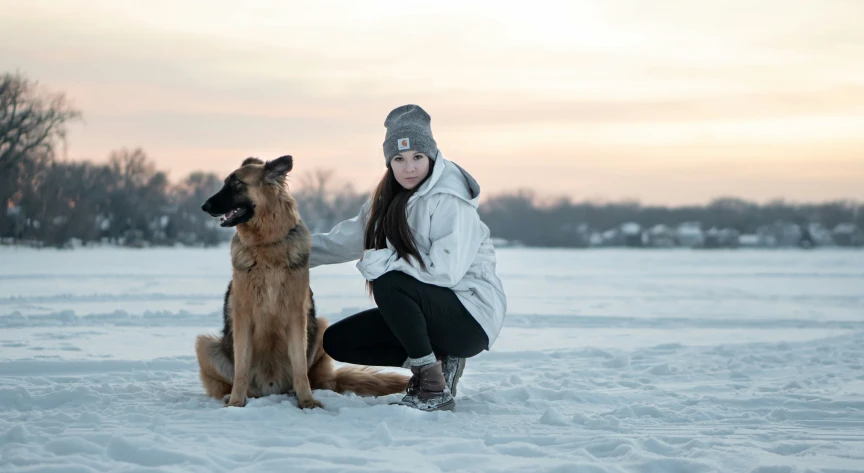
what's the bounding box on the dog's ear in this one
[242,157,264,167]
[263,155,293,182]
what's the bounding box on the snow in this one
[1,246,864,473]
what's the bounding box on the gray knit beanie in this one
[382,104,438,166]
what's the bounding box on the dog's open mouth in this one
[218,207,248,227]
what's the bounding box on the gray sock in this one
[408,353,436,367]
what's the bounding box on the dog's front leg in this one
[287,309,322,409]
[226,311,252,407]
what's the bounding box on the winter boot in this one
[397,360,455,411]
[441,355,466,397]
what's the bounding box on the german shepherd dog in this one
[195,155,408,408]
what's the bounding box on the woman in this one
[309,104,507,411]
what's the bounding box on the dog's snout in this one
[201,201,212,213]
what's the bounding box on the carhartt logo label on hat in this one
[397,138,410,150]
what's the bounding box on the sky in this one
[1,0,863,205]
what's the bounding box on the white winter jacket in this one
[309,152,507,348]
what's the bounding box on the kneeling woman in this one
[309,104,507,411]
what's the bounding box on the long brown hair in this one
[363,159,436,290]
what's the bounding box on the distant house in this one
[560,222,592,247]
[703,227,740,249]
[806,223,834,247]
[600,228,623,247]
[753,225,777,247]
[833,223,864,247]
[756,222,804,247]
[739,232,784,248]
[647,224,676,248]
[777,222,803,247]
[677,222,704,248]
[620,222,646,247]
[738,234,762,247]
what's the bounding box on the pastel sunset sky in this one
[2,0,862,205]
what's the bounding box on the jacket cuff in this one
[356,248,392,280]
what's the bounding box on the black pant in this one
[322,271,489,367]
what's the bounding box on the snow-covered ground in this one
[1,246,863,473]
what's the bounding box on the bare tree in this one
[291,168,368,232]
[0,72,81,237]
[171,171,227,246]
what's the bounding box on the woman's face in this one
[390,151,430,190]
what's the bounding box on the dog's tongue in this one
[225,209,236,219]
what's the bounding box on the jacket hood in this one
[411,150,481,208]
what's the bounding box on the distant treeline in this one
[0,72,366,248]
[2,71,861,249]
[479,191,863,248]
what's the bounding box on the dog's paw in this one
[225,397,246,408]
[298,398,323,409]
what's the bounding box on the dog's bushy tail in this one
[309,316,408,397]
[330,366,409,397]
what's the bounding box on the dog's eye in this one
[232,179,244,190]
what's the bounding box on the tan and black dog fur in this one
[195,155,408,408]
